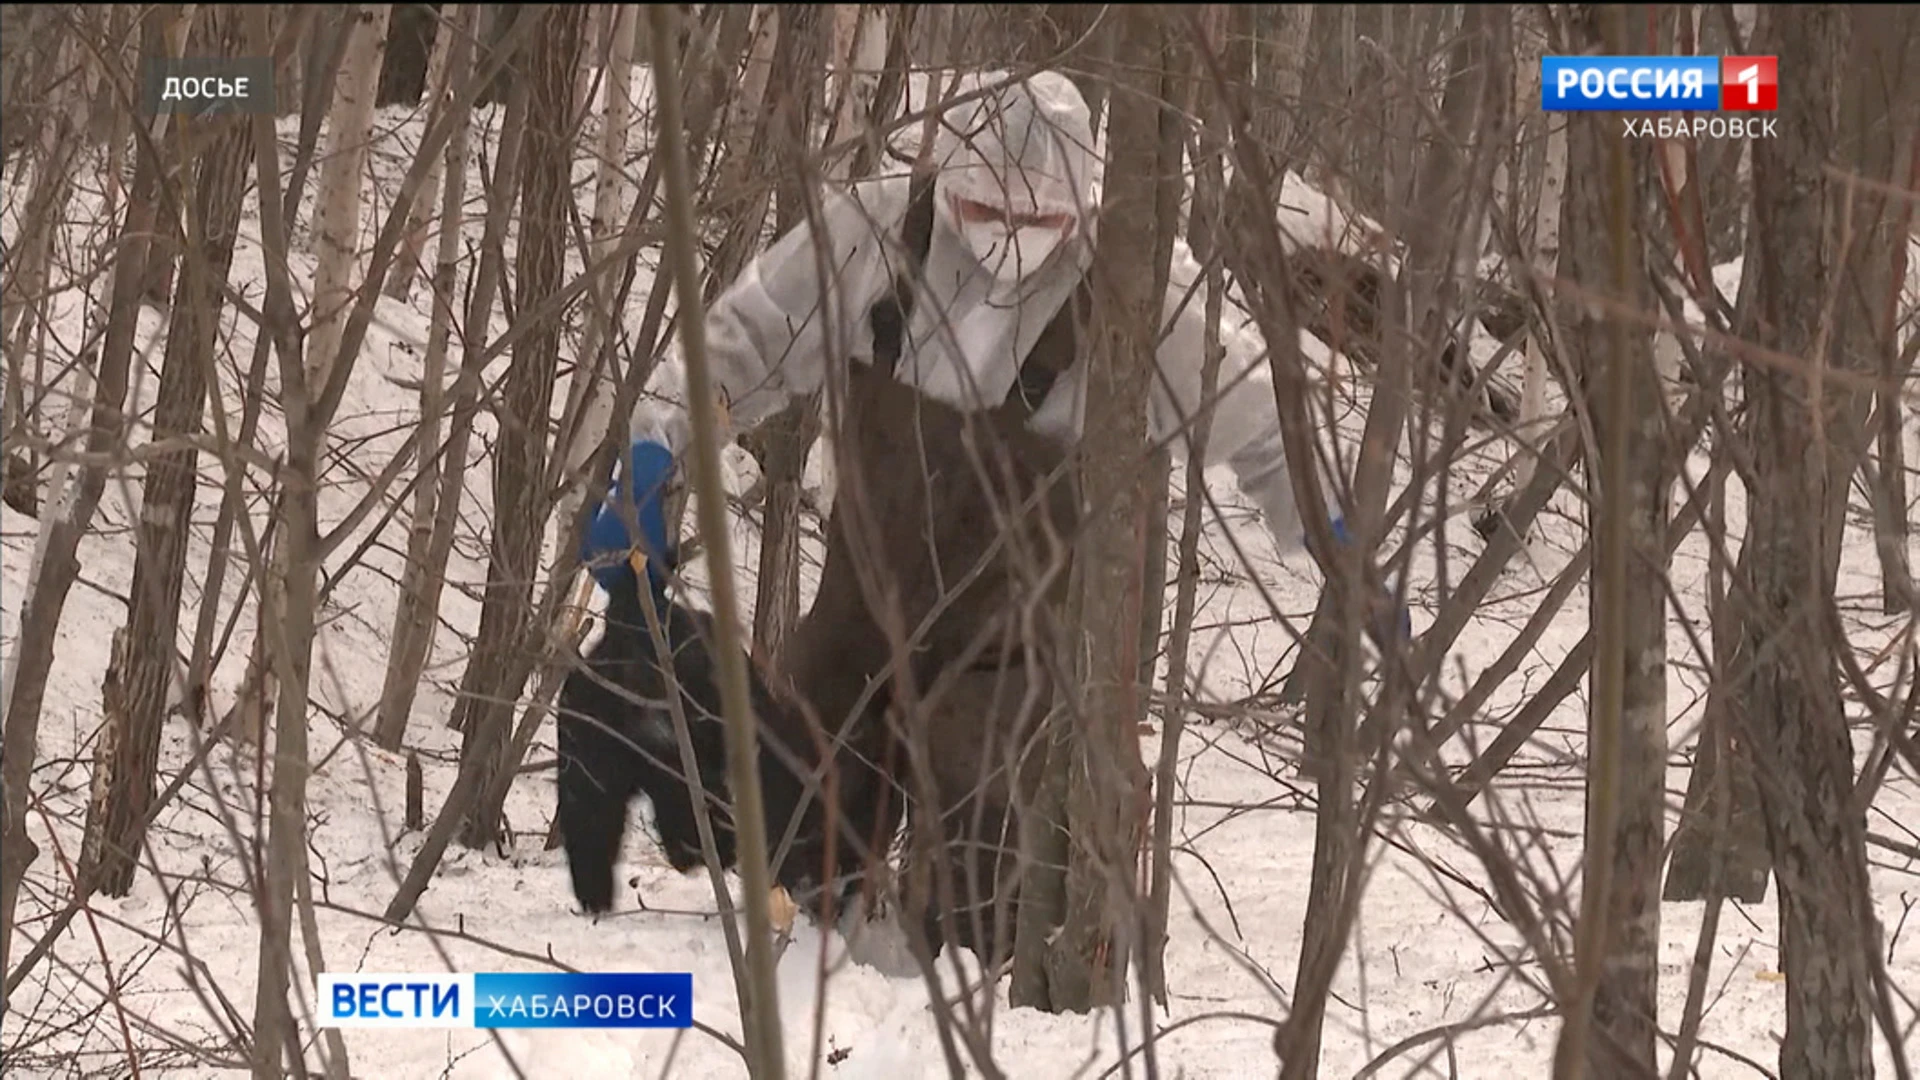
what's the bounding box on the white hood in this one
[929,71,1101,291]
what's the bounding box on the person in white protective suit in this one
[589,68,1406,638]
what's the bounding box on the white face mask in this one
[946,190,1077,285]
[929,72,1097,287]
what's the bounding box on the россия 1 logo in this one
[1541,55,1777,112]
[1718,56,1778,111]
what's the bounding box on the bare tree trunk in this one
[1279,5,1503,1072]
[407,39,532,747]
[372,10,478,749]
[713,4,779,275]
[647,7,788,1071]
[1025,4,1166,1014]
[1249,5,1311,180]
[744,4,828,666]
[553,2,638,524]
[1,24,90,368]
[385,3,465,301]
[1664,227,1773,903]
[1132,11,1195,846]
[823,4,885,181]
[0,4,176,1013]
[186,5,326,723]
[1739,7,1882,1077]
[1504,4,1564,524]
[1550,11,1665,1078]
[373,3,478,751]
[138,4,201,309]
[0,5,113,535]
[1004,2,1085,1010]
[247,0,345,1065]
[471,1,652,839]
[306,3,391,389]
[1146,1,1229,1008]
[226,2,390,751]
[1663,3,1782,910]
[1857,16,1919,615]
[454,5,587,852]
[243,0,495,1056]
[1871,202,1915,613]
[80,21,258,896]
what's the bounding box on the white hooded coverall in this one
[633,69,1329,557]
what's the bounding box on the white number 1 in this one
[1736,64,1760,105]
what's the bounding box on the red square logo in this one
[1721,56,1778,111]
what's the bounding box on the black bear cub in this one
[555,551,751,912]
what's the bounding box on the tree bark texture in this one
[1842,7,1920,614]
[396,16,530,744]
[81,18,259,895]
[1552,10,1667,1076]
[1044,4,1165,1013]
[304,4,390,390]
[1741,7,1881,1077]
[385,3,464,301]
[0,4,180,1007]
[454,4,587,850]
[746,3,828,668]
[374,2,478,751]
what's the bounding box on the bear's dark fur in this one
[554,362,1077,965]
[555,563,746,913]
[760,359,1079,963]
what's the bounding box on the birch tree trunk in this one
[1549,11,1666,1077]
[823,4,886,181]
[384,3,464,301]
[1506,5,1565,520]
[245,0,498,1056]
[719,4,779,256]
[80,9,259,896]
[225,1,388,749]
[373,2,478,751]
[454,5,587,851]
[553,3,637,521]
[305,3,391,390]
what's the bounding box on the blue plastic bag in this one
[582,440,677,593]
[1317,515,1412,644]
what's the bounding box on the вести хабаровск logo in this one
[317,971,693,1030]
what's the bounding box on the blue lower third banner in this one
[318,972,693,1029]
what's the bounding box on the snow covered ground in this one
[3,70,1917,1079]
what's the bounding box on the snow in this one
[3,67,1917,1080]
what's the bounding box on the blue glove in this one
[1318,515,1413,646]
[582,440,677,594]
